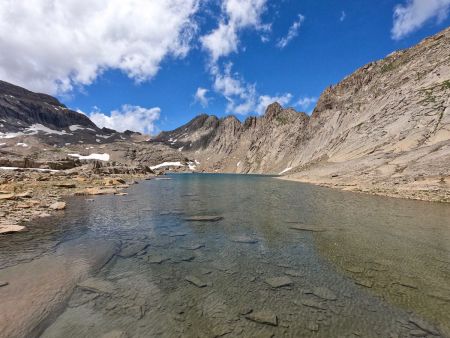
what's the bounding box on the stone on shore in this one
[245,310,278,326]
[0,281,8,287]
[49,201,66,210]
[0,223,27,234]
[0,193,15,200]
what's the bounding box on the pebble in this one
[0,281,9,287]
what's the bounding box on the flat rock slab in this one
[289,224,327,232]
[311,287,337,300]
[49,201,66,210]
[182,243,205,250]
[231,235,258,244]
[77,278,115,294]
[0,237,119,338]
[118,243,149,258]
[284,270,304,277]
[184,216,223,222]
[245,310,278,326]
[409,316,440,336]
[0,193,15,200]
[297,298,328,310]
[146,255,170,264]
[265,276,293,288]
[185,275,207,288]
[0,224,27,234]
[355,278,374,288]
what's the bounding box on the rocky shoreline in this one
[0,165,155,234]
[280,173,450,203]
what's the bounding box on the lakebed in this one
[0,173,449,337]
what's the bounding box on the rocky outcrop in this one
[155,27,450,201]
[0,80,97,132]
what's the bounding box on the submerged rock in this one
[265,276,293,288]
[289,224,327,232]
[184,215,223,222]
[297,298,327,310]
[408,316,440,336]
[49,201,66,210]
[311,287,337,301]
[284,270,304,277]
[100,330,128,338]
[231,235,258,244]
[185,275,207,288]
[0,281,8,287]
[245,310,278,326]
[118,243,148,258]
[146,255,170,264]
[77,278,115,294]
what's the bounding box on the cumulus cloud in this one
[276,14,305,49]
[392,0,450,40]
[201,0,268,61]
[296,96,317,111]
[194,87,210,107]
[0,0,199,94]
[211,63,292,115]
[256,94,293,115]
[88,105,161,135]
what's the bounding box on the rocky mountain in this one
[0,80,189,172]
[156,26,450,201]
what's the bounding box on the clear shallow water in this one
[1,174,450,337]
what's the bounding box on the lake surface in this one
[1,173,450,337]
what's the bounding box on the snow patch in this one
[150,162,183,170]
[279,167,292,175]
[178,146,184,152]
[16,142,28,147]
[27,124,69,135]
[68,153,110,161]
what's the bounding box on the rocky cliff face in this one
[0,80,97,132]
[156,27,450,201]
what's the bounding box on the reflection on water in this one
[1,173,450,337]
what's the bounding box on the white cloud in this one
[201,0,268,61]
[392,0,450,40]
[211,63,292,115]
[256,94,293,115]
[0,0,199,94]
[340,11,347,22]
[88,105,160,135]
[276,14,305,49]
[194,87,210,107]
[296,96,317,111]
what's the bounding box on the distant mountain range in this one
[1,27,449,201]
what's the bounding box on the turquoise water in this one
[1,174,449,337]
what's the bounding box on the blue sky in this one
[1,0,450,133]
